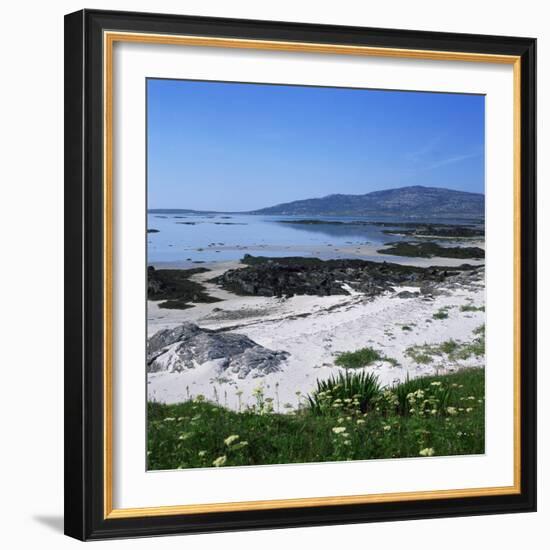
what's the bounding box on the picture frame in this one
[64,9,536,541]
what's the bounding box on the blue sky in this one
[147,79,485,211]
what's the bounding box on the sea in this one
[147,212,483,266]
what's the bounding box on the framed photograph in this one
[64,9,536,540]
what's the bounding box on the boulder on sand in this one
[147,323,289,379]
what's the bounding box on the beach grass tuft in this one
[334,347,392,368]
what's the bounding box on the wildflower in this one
[346,416,352,422]
[430,381,442,386]
[383,425,391,431]
[252,385,264,396]
[466,407,473,413]
[224,434,240,446]
[198,450,207,457]
[419,448,435,457]
[178,432,193,441]
[337,417,345,424]
[356,419,366,425]
[163,417,176,422]
[212,455,227,467]
[194,394,205,403]
[447,406,458,416]
[332,426,346,434]
[343,440,352,446]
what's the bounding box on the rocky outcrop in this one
[147,323,289,378]
[211,255,480,299]
[148,266,221,309]
[378,241,485,259]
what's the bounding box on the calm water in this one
[147,213,482,266]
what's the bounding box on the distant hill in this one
[251,186,484,218]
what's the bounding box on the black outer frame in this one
[64,9,537,541]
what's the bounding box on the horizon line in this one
[147,184,485,213]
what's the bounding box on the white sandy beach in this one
[148,254,485,411]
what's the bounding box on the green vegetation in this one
[147,368,485,470]
[432,307,450,320]
[460,304,485,312]
[335,347,382,368]
[405,325,485,365]
[307,371,381,414]
[334,346,398,368]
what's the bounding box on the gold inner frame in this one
[103,30,522,519]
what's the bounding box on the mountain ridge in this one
[148,185,485,218]
[250,186,484,218]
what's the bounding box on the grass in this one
[334,346,398,368]
[432,307,449,320]
[405,325,485,365]
[147,368,485,470]
[460,304,485,312]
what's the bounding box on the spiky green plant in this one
[307,370,381,415]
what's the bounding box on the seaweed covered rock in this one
[211,255,480,299]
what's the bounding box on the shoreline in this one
[148,253,485,412]
[149,242,485,270]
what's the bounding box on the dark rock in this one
[210,255,481,299]
[148,266,220,309]
[394,290,421,299]
[382,225,484,238]
[378,241,485,259]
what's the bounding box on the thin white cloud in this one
[427,151,482,170]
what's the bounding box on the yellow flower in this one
[419,448,435,457]
[212,455,227,467]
